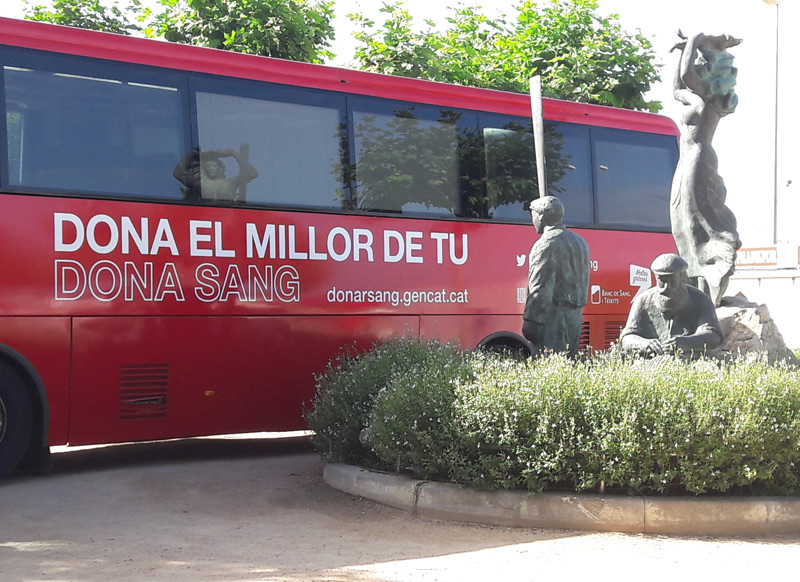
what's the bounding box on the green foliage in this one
[350,0,662,112]
[308,341,800,496]
[153,0,336,62]
[304,337,463,467]
[367,341,472,478]
[23,0,148,35]
[25,0,336,63]
[350,4,443,80]
[456,354,800,495]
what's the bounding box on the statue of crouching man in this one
[619,253,722,358]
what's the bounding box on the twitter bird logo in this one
[516,254,526,267]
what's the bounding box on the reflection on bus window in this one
[353,107,461,218]
[593,128,677,231]
[484,124,536,221]
[4,65,185,198]
[173,146,258,202]
[481,117,592,226]
[546,122,593,227]
[195,92,345,209]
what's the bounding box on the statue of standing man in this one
[670,31,742,306]
[522,196,590,357]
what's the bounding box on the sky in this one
[0,0,797,249]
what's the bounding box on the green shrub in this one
[307,340,800,496]
[452,353,601,492]
[367,340,472,479]
[304,336,464,469]
[455,354,800,495]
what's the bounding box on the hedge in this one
[305,338,800,496]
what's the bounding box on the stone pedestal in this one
[709,294,798,366]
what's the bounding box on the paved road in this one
[1,434,799,581]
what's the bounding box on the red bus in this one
[0,17,678,476]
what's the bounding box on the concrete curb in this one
[323,463,800,536]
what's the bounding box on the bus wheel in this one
[479,333,532,358]
[0,363,33,478]
[481,341,530,358]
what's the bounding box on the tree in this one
[23,0,148,35]
[350,0,662,112]
[24,0,336,64]
[349,4,445,81]
[153,0,336,63]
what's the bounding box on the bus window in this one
[547,122,593,227]
[194,89,347,209]
[351,99,472,218]
[592,128,678,232]
[3,62,186,199]
[482,122,536,222]
[479,115,593,226]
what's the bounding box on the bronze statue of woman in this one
[670,31,742,307]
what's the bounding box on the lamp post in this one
[764,0,779,244]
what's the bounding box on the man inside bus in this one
[173,146,258,202]
[522,195,590,357]
[619,253,723,358]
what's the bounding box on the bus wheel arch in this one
[0,347,51,477]
[477,332,532,357]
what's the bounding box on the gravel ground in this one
[1,434,799,581]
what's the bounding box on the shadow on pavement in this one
[41,433,315,477]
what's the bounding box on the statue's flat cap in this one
[529,196,564,217]
[651,253,688,275]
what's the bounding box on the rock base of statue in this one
[708,294,798,366]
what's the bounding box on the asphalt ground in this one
[1,434,799,581]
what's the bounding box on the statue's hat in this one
[529,196,564,218]
[651,253,688,275]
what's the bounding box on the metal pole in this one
[765,0,779,243]
[773,3,780,244]
[529,76,547,199]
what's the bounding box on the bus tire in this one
[0,362,34,478]
[478,333,532,357]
